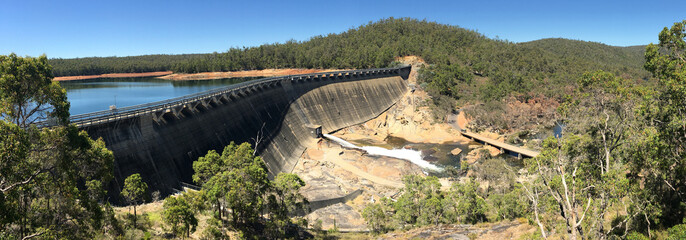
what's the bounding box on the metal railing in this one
[38,66,408,128]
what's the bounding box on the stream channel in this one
[324,134,480,172]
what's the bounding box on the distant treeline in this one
[49,18,649,103]
[49,54,207,77]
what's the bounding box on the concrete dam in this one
[69,66,411,199]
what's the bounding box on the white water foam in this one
[323,134,443,172]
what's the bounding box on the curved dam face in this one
[80,67,410,200]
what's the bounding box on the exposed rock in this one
[485,145,501,157]
[450,147,463,155]
[378,221,535,240]
[306,203,366,231]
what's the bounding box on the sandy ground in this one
[54,71,173,81]
[114,199,214,239]
[158,68,344,81]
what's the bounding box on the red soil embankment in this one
[54,71,173,81]
[157,68,344,81]
[53,69,347,82]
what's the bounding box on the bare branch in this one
[663,179,685,202]
[21,230,45,240]
[576,196,593,226]
[251,122,267,156]
[0,170,42,193]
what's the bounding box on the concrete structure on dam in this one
[64,66,411,200]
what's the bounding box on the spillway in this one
[323,134,443,172]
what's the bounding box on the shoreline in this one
[54,71,173,81]
[157,68,344,81]
[53,68,345,82]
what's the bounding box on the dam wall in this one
[78,67,411,200]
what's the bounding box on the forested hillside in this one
[518,38,646,77]
[49,18,647,81]
[49,18,650,129]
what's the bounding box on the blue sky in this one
[1,0,684,59]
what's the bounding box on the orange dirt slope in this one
[54,71,173,81]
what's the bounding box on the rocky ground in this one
[378,221,536,240]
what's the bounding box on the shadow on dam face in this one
[79,67,411,203]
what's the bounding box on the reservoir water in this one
[60,77,257,115]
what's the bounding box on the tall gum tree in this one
[634,20,686,231]
[524,70,636,239]
[0,54,114,239]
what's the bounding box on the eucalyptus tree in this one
[0,54,114,239]
[121,173,147,229]
[524,70,637,239]
[633,20,686,231]
[266,173,309,238]
[0,53,69,128]
[163,194,198,238]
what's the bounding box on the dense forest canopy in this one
[49,18,648,80]
[49,54,207,76]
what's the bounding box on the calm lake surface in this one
[60,77,257,115]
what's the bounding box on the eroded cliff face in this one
[81,69,410,201]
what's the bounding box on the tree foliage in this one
[0,54,114,239]
[0,53,69,127]
[362,175,501,234]
[121,173,148,229]
[445,179,488,224]
[192,141,309,238]
[362,197,394,234]
[163,194,198,238]
[523,70,638,239]
[265,173,309,238]
[632,20,686,231]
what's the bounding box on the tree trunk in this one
[133,204,137,228]
[217,200,221,220]
[533,199,547,239]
